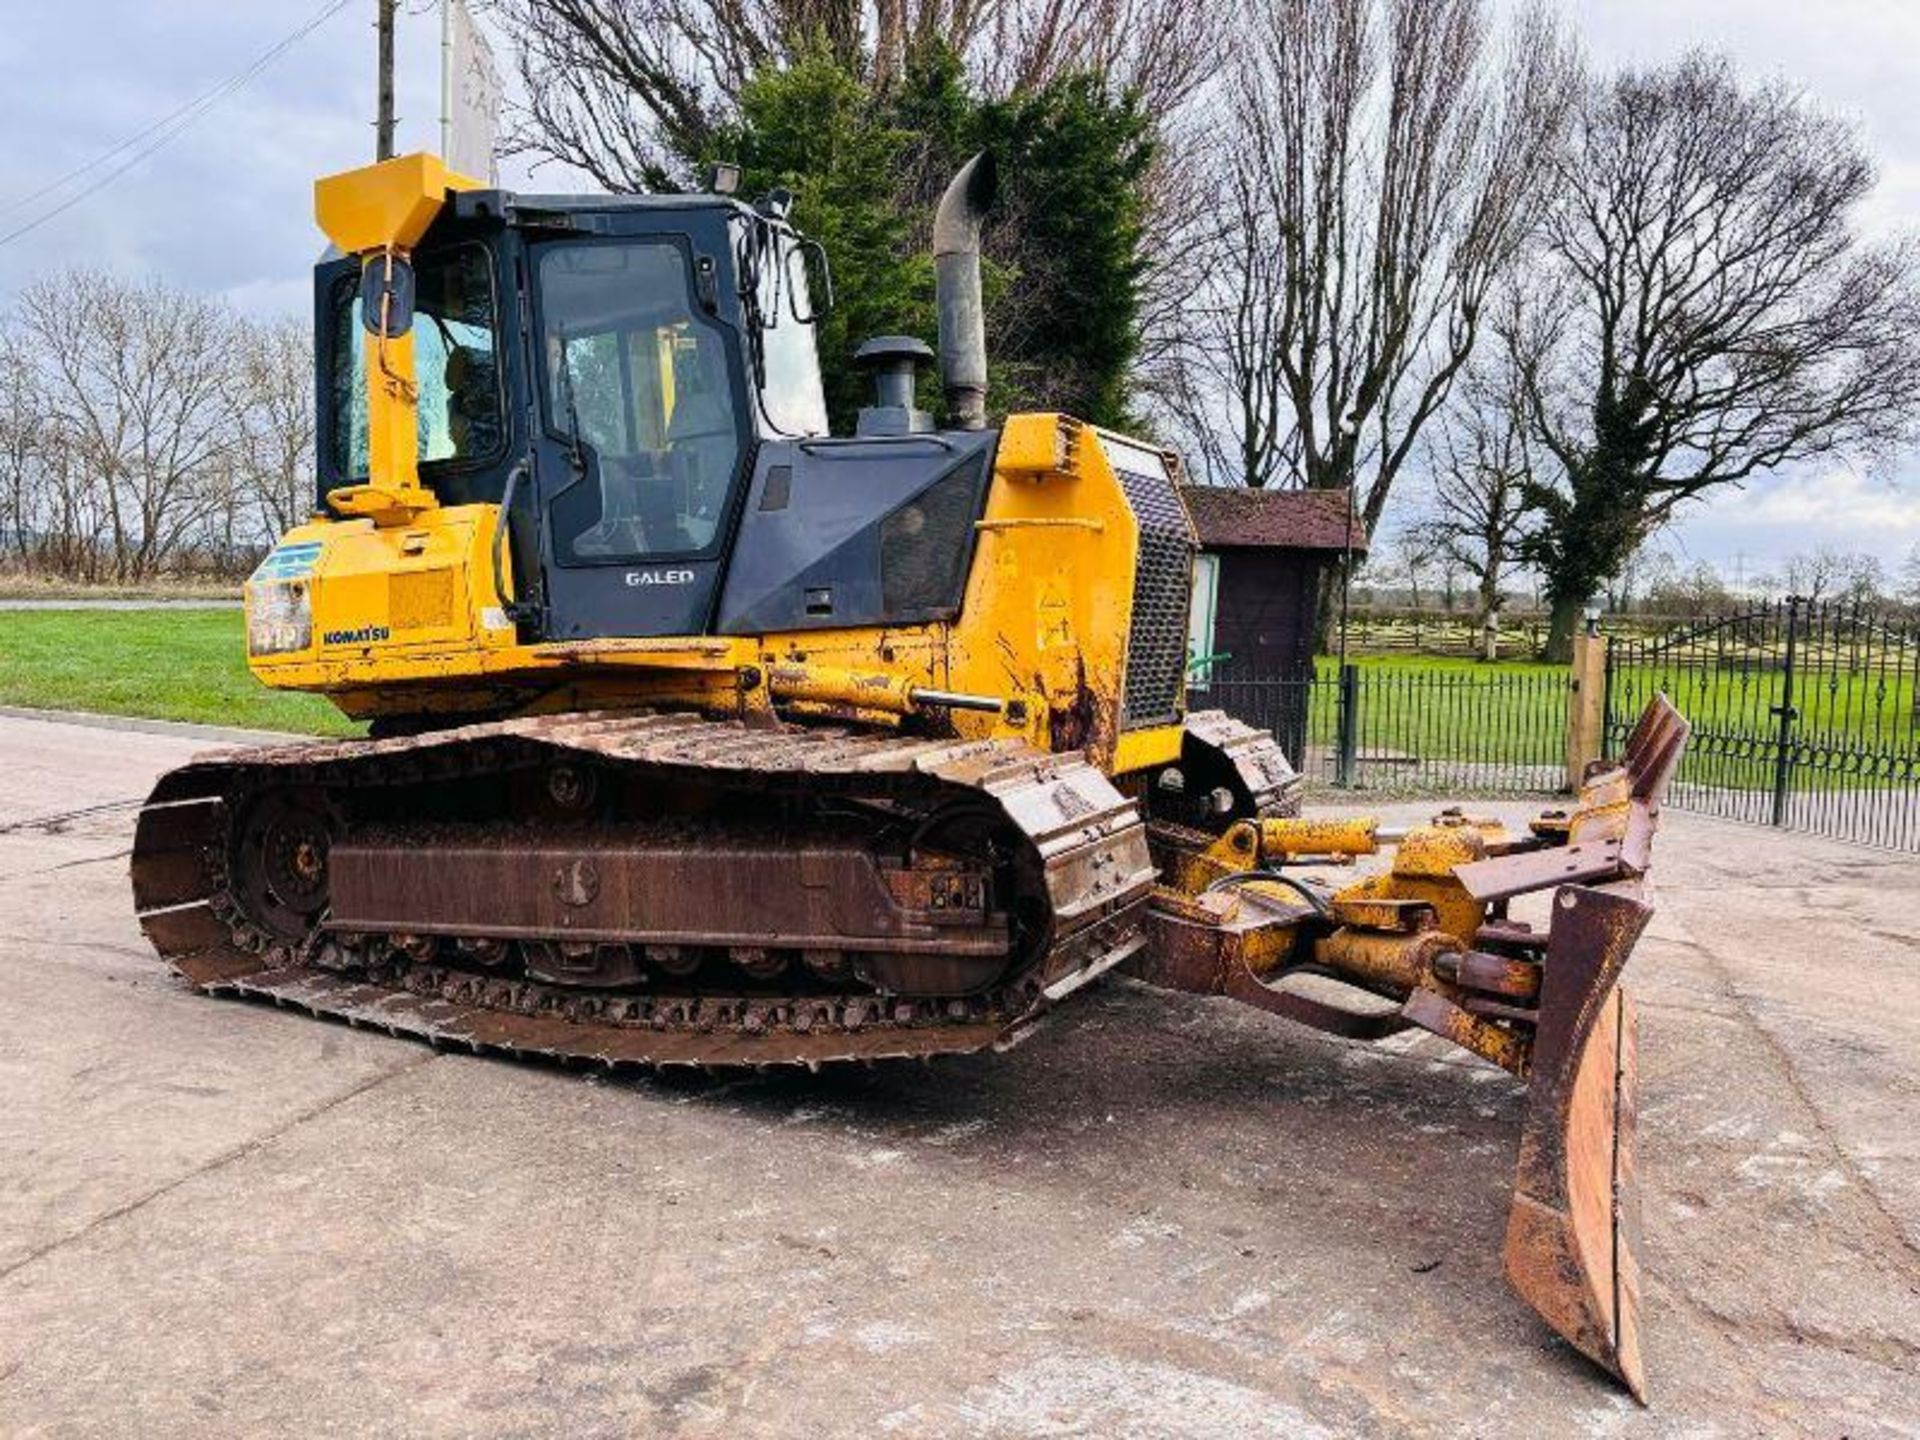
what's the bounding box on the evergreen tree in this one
[708,55,934,430]
[698,46,1153,434]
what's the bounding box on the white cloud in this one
[1664,466,1920,570]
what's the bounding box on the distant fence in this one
[1197,603,1920,847]
[1335,606,1914,662]
[1197,658,1570,796]
[1339,609,1555,661]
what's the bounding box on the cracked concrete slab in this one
[1,716,1917,1437]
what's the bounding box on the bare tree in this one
[1506,53,1920,659]
[1381,525,1441,654]
[1900,544,1920,608]
[15,270,246,583]
[971,0,1215,120]
[1619,547,1678,613]
[497,0,1214,191]
[1408,367,1532,658]
[1781,547,1887,607]
[1160,149,1297,489]
[1165,0,1573,516]
[1644,558,1733,617]
[0,327,43,565]
[236,317,319,546]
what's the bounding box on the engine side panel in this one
[717,431,996,634]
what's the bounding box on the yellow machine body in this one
[248,155,1185,774]
[249,424,1184,777]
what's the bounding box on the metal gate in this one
[1604,598,1920,851]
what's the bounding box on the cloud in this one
[1664,466,1920,569]
[0,2,448,314]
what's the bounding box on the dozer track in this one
[130,711,1162,1068]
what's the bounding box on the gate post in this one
[1564,628,1609,791]
[1335,662,1360,788]
[1770,596,1803,828]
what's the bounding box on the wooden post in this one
[1565,630,1608,791]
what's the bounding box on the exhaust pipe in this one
[933,152,997,431]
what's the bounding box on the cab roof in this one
[450,188,760,229]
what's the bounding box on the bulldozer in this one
[129,150,1690,1400]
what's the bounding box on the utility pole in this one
[376,0,398,161]
[439,0,453,160]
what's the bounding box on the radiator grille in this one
[881,455,988,617]
[1112,456,1194,729]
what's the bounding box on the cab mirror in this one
[358,254,416,338]
[788,237,833,324]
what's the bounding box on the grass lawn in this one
[0,609,359,736]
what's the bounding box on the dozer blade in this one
[1504,883,1653,1402]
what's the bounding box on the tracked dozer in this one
[130,150,1690,1398]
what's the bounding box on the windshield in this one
[538,241,743,563]
[328,243,504,483]
[742,224,829,437]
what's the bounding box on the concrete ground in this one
[1,712,1915,1439]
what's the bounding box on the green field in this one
[0,608,360,736]
[1196,655,1569,788]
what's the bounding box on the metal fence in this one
[1198,659,1570,797]
[1194,600,1920,849]
[1605,599,1920,852]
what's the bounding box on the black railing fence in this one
[1605,598,1920,852]
[1196,659,1569,797]
[1196,601,1920,850]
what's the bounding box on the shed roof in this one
[1179,485,1370,554]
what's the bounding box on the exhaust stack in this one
[933,153,997,431]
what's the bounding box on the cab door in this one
[526,234,753,640]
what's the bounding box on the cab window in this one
[751,232,829,437]
[538,241,743,563]
[328,243,503,481]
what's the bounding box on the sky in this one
[0,1,1917,581]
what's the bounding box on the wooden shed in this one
[1179,486,1369,759]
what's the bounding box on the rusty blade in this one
[1503,884,1652,1402]
[1622,694,1692,806]
[1453,838,1627,902]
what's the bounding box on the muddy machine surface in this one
[130,150,1689,1398]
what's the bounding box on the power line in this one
[0,0,356,250]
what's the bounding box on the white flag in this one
[445,0,502,183]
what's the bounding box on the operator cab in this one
[316,184,892,642]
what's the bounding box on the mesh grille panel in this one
[1114,460,1194,728]
[881,457,986,616]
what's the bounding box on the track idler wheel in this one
[230,789,338,944]
[1503,884,1653,1402]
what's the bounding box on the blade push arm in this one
[1135,695,1691,1400]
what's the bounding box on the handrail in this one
[491,458,531,623]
